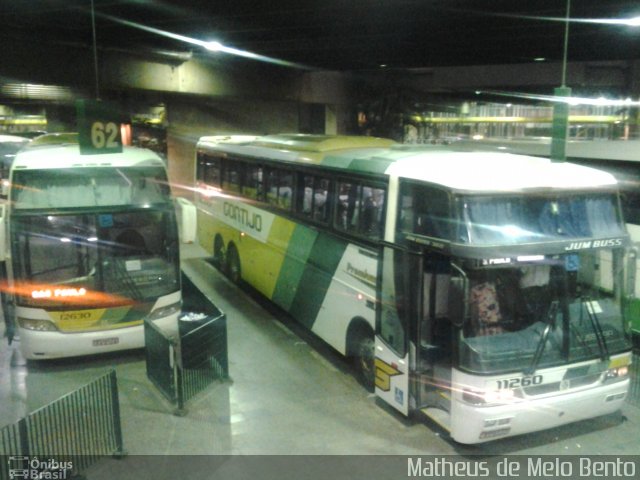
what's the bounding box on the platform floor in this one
[1,243,639,469]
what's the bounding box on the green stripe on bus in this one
[348,157,394,175]
[271,226,318,310]
[321,152,393,175]
[288,232,347,329]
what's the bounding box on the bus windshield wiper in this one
[583,297,610,361]
[524,300,559,375]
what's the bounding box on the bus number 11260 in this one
[496,375,543,390]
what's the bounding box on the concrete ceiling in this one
[3,1,640,72]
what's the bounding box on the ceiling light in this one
[205,41,223,52]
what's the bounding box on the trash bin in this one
[178,311,209,336]
[178,311,211,368]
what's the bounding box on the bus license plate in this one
[93,337,119,347]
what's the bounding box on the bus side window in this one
[335,181,360,233]
[222,160,241,194]
[200,155,221,187]
[266,168,292,211]
[279,171,293,210]
[314,177,330,222]
[243,164,263,200]
[335,181,385,239]
[398,191,414,234]
[301,175,314,215]
[362,186,385,239]
[299,174,329,223]
[398,182,451,240]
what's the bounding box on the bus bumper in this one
[450,379,629,444]
[16,315,178,360]
[17,325,145,360]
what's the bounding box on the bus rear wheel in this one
[225,244,241,284]
[213,235,225,269]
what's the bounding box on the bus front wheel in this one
[225,244,241,284]
[350,325,375,392]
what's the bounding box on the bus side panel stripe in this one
[271,226,318,310]
[288,232,347,329]
[348,158,393,174]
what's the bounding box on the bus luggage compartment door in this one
[375,245,421,416]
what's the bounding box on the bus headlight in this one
[149,302,181,320]
[603,366,629,383]
[463,388,517,406]
[18,318,59,332]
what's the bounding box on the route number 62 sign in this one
[76,100,125,155]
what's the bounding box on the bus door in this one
[415,253,454,431]
[375,244,422,416]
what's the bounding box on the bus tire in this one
[225,243,242,284]
[349,323,375,392]
[213,235,225,269]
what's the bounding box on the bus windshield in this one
[11,166,170,209]
[458,249,631,374]
[399,184,626,245]
[459,193,626,245]
[12,209,179,308]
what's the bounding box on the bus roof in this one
[250,134,396,152]
[377,148,619,192]
[12,144,166,170]
[197,133,396,165]
[0,134,30,144]
[198,134,618,192]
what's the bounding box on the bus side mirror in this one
[627,247,638,298]
[449,276,468,327]
[0,203,5,262]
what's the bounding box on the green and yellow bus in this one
[194,134,634,444]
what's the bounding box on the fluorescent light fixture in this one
[97,12,313,70]
[476,89,640,107]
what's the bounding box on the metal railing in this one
[0,370,123,480]
[628,352,640,407]
[145,270,228,413]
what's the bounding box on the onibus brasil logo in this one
[7,456,73,479]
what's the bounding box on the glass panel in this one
[202,156,221,186]
[461,193,625,245]
[12,167,171,209]
[300,174,329,223]
[457,250,630,374]
[362,186,385,239]
[13,209,179,307]
[621,190,640,225]
[336,181,361,233]
[378,246,408,356]
[242,164,263,200]
[0,140,26,182]
[266,169,292,210]
[337,181,385,239]
[223,161,241,193]
[398,183,451,240]
[312,177,329,222]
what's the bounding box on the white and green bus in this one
[1,137,181,359]
[194,134,634,444]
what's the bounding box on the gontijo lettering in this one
[223,202,262,231]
